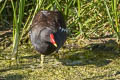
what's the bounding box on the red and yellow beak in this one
[53,43,57,47]
[50,34,57,47]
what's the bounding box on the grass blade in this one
[103,0,120,40]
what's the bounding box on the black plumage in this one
[29,10,67,65]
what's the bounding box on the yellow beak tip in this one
[54,44,57,47]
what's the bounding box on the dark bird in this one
[29,10,67,66]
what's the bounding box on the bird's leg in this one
[40,54,44,66]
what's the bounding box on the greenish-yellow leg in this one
[40,54,44,66]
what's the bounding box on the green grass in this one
[104,0,120,40]
[0,0,120,79]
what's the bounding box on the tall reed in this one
[0,0,7,14]
[11,0,25,60]
[112,0,119,32]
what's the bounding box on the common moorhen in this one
[29,10,67,66]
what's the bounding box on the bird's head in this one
[41,28,57,47]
